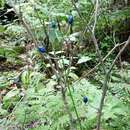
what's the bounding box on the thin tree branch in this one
[83,41,126,77]
[96,35,130,130]
[71,0,106,74]
[92,0,99,33]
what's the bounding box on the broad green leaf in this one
[77,56,92,64]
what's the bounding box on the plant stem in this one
[61,86,76,130]
[96,35,130,130]
[66,81,83,130]
[65,47,83,130]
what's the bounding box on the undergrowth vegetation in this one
[0,0,130,130]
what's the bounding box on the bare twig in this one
[92,0,99,33]
[34,8,50,50]
[70,1,129,130]
[71,0,106,74]
[21,18,38,46]
[83,41,126,77]
[96,35,130,130]
[11,3,38,46]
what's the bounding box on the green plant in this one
[0,0,130,130]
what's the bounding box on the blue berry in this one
[51,21,56,28]
[67,15,73,25]
[38,47,46,53]
[83,96,88,104]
